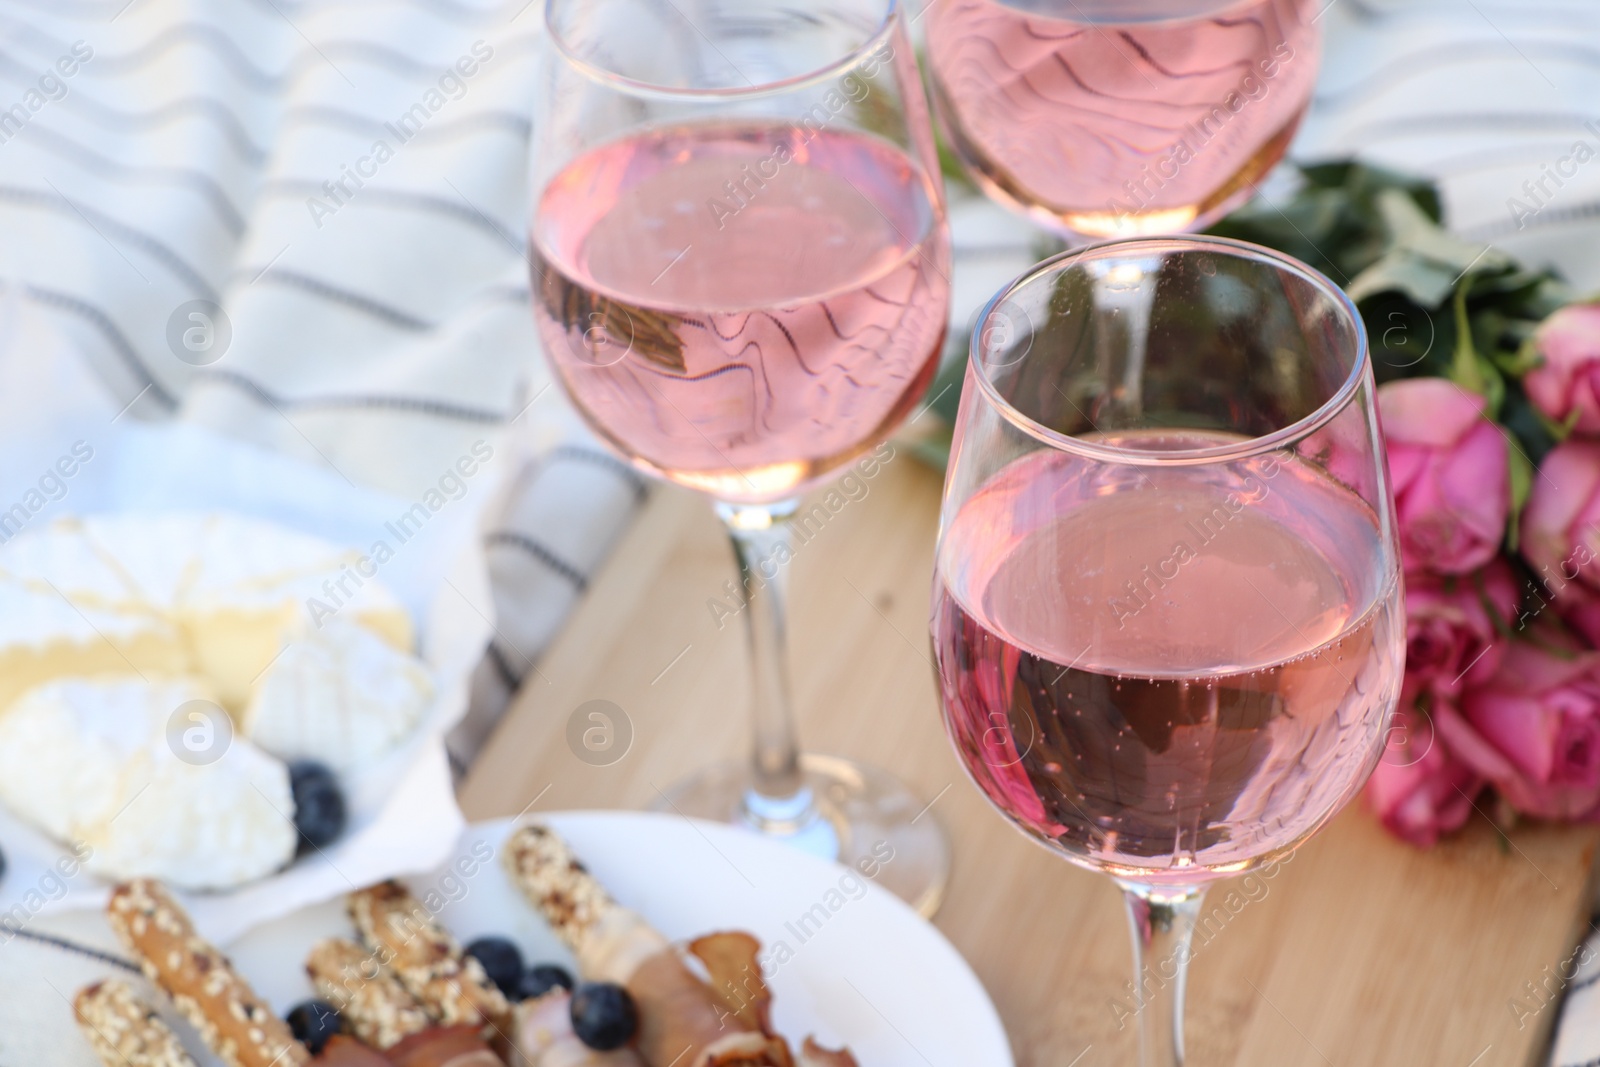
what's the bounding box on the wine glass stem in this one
[1119,880,1206,1067]
[715,499,816,831]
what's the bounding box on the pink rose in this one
[1380,379,1510,575]
[1403,560,1519,701]
[1564,592,1600,650]
[1445,639,1600,821]
[1526,304,1600,434]
[1365,705,1483,847]
[1520,442,1600,637]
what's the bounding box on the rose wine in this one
[932,435,1403,883]
[531,123,950,504]
[926,0,1320,237]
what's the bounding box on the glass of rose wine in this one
[925,0,1323,240]
[531,0,953,912]
[932,236,1403,1064]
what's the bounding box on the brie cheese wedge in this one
[242,619,434,771]
[0,676,297,889]
[0,513,413,713]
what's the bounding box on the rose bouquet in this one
[1213,166,1600,846]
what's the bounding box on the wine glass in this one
[531,0,953,913]
[931,236,1403,1063]
[925,0,1323,240]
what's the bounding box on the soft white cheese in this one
[0,677,297,889]
[0,512,414,713]
[242,619,434,771]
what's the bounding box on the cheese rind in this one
[242,620,434,771]
[0,513,414,713]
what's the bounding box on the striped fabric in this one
[0,0,646,766]
[1297,0,1600,288]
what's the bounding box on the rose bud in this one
[1520,441,1600,642]
[1379,379,1509,575]
[1526,303,1600,434]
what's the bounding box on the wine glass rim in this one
[542,0,901,101]
[966,235,1369,467]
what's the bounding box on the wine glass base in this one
[650,754,951,918]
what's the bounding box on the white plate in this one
[228,812,1015,1067]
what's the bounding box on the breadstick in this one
[503,824,785,1067]
[107,879,311,1067]
[306,937,432,1049]
[500,825,665,984]
[348,881,509,1029]
[74,980,199,1067]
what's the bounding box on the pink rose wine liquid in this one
[532,123,950,504]
[926,0,1320,237]
[932,433,1403,884]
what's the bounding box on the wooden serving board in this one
[460,455,1600,1067]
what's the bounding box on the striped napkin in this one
[0,0,647,772]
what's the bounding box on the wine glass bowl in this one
[925,0,1323,240]
[532,0,950,506]
[530,0,953,914]
[931,236,1402,1061]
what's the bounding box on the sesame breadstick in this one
[306,937,432,1049]
[501,824,667,984]
[106,880,310,1067]
[348,881,510,1029]
[74,980,199,1067]
[502,824,785,1067]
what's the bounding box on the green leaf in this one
[1376,189,1508,276]
[903,432,952,472]
[1491,333,1544,379]
[1499,387,1559,467]
[1505,439,1533,553]
[1347,253,1460,306]
[1476,567,1519,640]
[926,355,968,425]
[1346,191,1508,306]
[1449,284,1489,397]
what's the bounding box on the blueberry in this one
[569,982,638,1050]
[0,842,7,883]
[517,963,575,1001]
[289,761,347,855]
[465,936,524,997]
[287,1000,342,1055]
